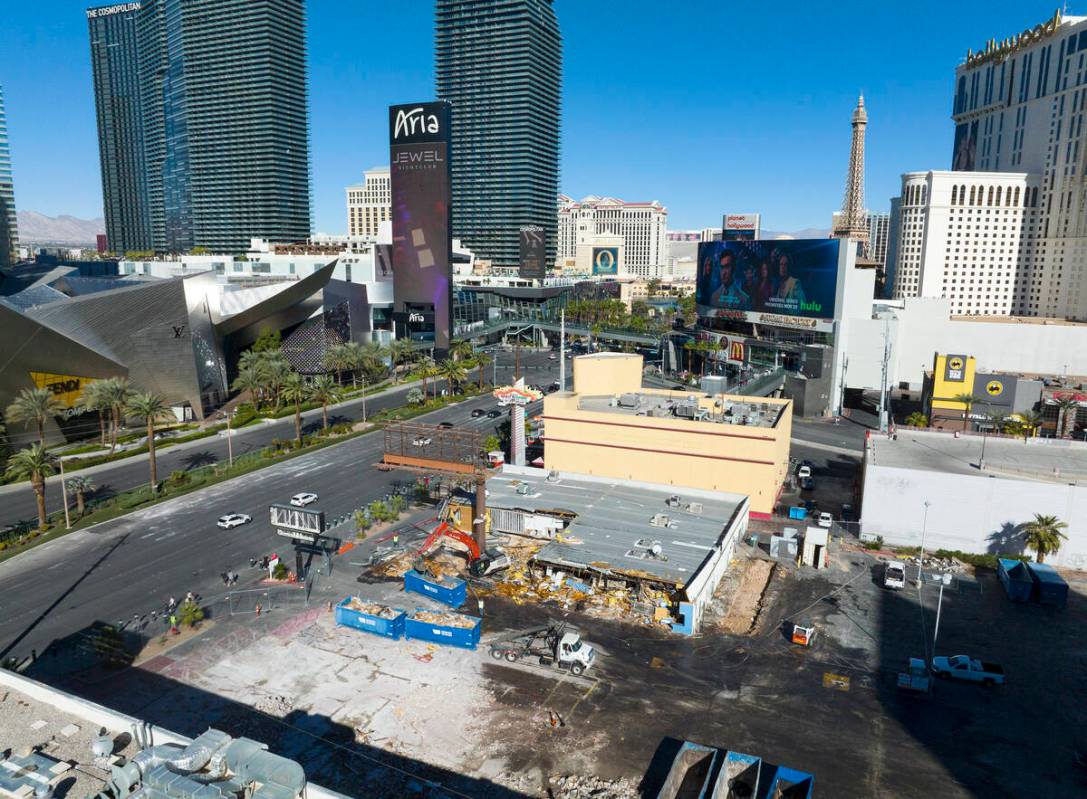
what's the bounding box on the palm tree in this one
[65,475,95,518]
[263,357,292,410]
[103,377,134,451]
[389,339,415,383]
[452,341,473,363]
[231,364,264,407]
[474,351,493,390]
[414,357,436,399]
[437,359,466,397]
[324,342,352,386]
[280,372,307,447]
[951,393,975,430]
[1055,396,1079,439]
[5,444,57,530]
[78,380,112,446]
[1016,410,1043,441]
[6,387,64,445]
[125,392,175,494]
[1022,514,1068,563]
[905,412,928,428]
[308,374,340,433]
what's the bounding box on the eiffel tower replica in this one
[832,95,883,279]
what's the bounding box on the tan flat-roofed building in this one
[544,353,791,514]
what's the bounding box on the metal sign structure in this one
[270,503,325,542]
[382,422,483,474]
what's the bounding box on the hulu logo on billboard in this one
[800,300,822,314]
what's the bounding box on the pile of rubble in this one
[548,774,640,798]
[343,598,400,619]
[903,554,966,574]
[412,610,476,628]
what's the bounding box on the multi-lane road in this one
[0,349,869,661]
[0,349,562,530]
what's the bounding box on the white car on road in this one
[817,512,833,529]
[217,513,252,529]
[290,492,319,507]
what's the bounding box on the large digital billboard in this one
[696,239,840,321]
[591,246,619,275]
[952,120,978,171]
[389,101,452,354]
[519,225,546,279]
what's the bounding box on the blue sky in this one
[0,1,1061,233]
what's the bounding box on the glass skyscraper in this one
[88,0,311,255]
[435,0,561,268]
[88,2,150,254]
[0,84,18,266]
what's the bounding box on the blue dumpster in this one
[997,558,1033,602]
[335,598,406,639]
[788,506,808,520]
[404,610,482,650]
[403,569,467,608]
[1026,562,1069,609]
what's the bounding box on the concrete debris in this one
[343,598,400,619]
[255,694,294,716]
[549,774,640,798]
[412,610,476,628]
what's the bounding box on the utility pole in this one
[932,572,952,654]
[878,316,891,433]
[515,339,521,381]
[916,500,931,585]
[560,309,566,390]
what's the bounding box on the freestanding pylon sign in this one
[492,379,542,467]
[832,94,870,249]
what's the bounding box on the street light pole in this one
[226,412,233,468]
[932,572,952,654]
[917,500,931,585]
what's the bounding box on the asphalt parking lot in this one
[21,531,1086,798]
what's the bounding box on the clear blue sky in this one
[0,1,1061,233]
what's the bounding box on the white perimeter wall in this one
[861,463,1087,569]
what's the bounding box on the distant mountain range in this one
[762,228,831,240]
[17,211,105,246]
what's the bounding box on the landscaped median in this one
[0,385,486,564]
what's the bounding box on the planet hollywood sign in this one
[86,2,141,18]
[964,10,1062,69]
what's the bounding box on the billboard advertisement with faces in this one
[696,239,840,321]
[389,101,452,353]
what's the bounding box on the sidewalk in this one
[0,377,424,498]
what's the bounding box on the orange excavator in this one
[409,499,510,578]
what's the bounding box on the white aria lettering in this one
[394,107,439,139]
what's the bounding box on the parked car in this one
[290,492,318,507]
[471,409,485,418]
[216,513,252,529]
[797,464,813,480]
[840,503,855,522]
[547,382,561,393]
[883,560,907,590]
[931,655,1006,685]
[817,512,833,529]
[799,476,815,491]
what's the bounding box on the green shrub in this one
[863,535,884,551]
[178,600,204,627]
[169,470,190,486]
[272,562,288,580]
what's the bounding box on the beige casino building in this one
[542,353,792,515]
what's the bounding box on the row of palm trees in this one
[5,385,177,531]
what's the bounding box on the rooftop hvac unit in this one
[650,513,676,529]
[515,483,530,495]
[685,502,703,515]
[666,495,682,508]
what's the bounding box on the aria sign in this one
[964,10,1062,68]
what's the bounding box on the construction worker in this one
[392,533,400,548]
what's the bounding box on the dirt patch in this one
[718,559,775,634]
[132,619,214,665]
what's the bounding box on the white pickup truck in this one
[931,655,1006,685]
